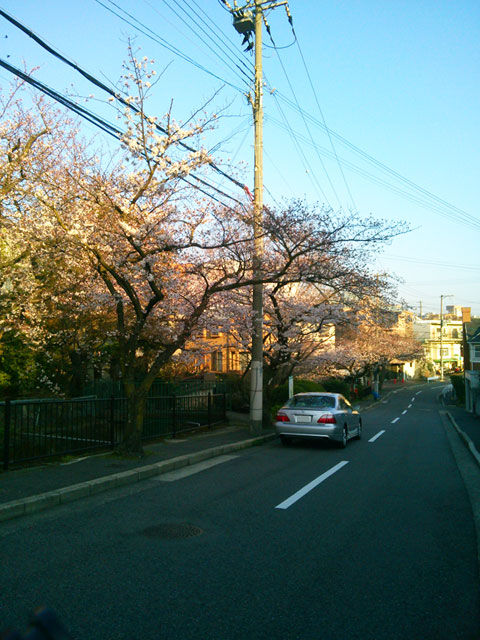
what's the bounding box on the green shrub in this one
[222,373,250,413]
[321,378,351,400]
[269,378,325,408]
[450,374,465,405]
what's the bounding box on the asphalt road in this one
[1,384,480,639]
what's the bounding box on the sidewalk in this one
[443,403,480,466]
[0,421,276,523]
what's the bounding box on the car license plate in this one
[295,414,311,423]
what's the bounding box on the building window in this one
[472,345,480,362]
[228,350,240,371]
[211,350,223,371]
[452,329,459,339]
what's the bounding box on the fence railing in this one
[1,392,227,470]
[83,378,231,400]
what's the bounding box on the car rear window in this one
[285,395,336,409]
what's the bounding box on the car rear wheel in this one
[356,420,362,440]
[339,426,347,448]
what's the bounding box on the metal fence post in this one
[171,394,176,438]
[208,392,212,428]
[110,395,115,450]
[3,398,11,471]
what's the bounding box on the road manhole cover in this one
[141,523,203,539]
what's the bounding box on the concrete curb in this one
[445,411,480,469]
[0,433,277,523]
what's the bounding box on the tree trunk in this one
[262,362,293,428]
[378,365,386,392]
[116,390,147,456]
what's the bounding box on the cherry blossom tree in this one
[0,51,411,452]
[203,200,410,418]
[313,313,422,392]
[0,76,99,395]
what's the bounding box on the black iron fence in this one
[1,392,227,470]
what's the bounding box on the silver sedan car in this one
[275,392,362,447]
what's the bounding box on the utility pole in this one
[225,0,290,434]
[440,294,453,381]
[419,301,423,319]
[250,0,264,434]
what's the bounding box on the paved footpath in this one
[444,403,480,465]
[0,422,276,522]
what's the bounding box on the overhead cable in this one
[157,0,253,85]
[94,0,248,93]
[265,30,344,211]
[273,90,480,230]
[184,0,255,75]
[265,113,480,231]
[0,7,251,197]
[264,73,332,207]
[291,23,358,212]
[0,58,246,209]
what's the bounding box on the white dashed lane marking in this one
[275,461,349,510]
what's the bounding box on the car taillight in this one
[317,414,336,424]
[276,413,290,422]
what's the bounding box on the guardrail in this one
[1,392,227,470]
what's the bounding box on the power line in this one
[380,253,480,272]
[265,74,333,207]
[292,27,358,212]
[264,6,357,211]
[158,0,254,85]
[0,58,246,210]
[265,31,344,210]
[94,0,249,94]
[273,89,480,230]
[265,113,480,231]
[0,8,251,197]
[186,0,255,75]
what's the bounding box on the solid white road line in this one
[368,430,386,443]
[391,417,400,423]
[275,461,349,510]
[158,455,238,482]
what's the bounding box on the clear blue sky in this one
[1,0,479,315]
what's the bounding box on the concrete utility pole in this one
[226,0,289,434]
[440,294,453,381]
[250,1,264,434]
